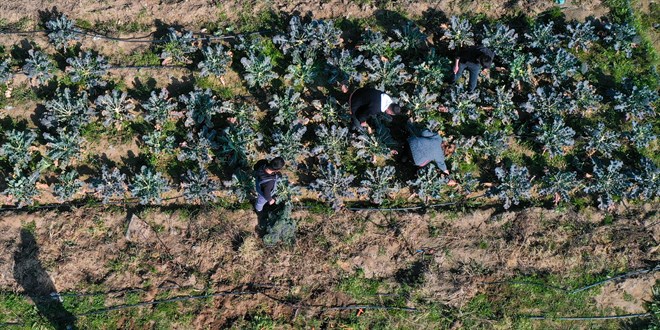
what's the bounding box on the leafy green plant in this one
[485,86,518,126]
[129,166,170,205]
[572,80,602,112]
[584,159,630,210]
[489,164,532,209]
[444,16,474,50]
[310,160,355,210]
[604,23,638,58]
[181,167,220,203]
[538,171,579,204]
[354,120,397,161]
[284,50,318,89]
[0,129,37,170]
[364,55,411,92]
[42,88,94,132]
[475,130,509,160]
[536,48,578,86]
[398,86,439,123]
[198,44,232,77]
[269,86,305,126]
[44,131,84,168]
[0,58,11,84]
[567,21,597,51]
[270,124,308,164]
[412,48,449,90]
[142,130,175,155]
[240,51,279,89]
[95,89,135,128]
[65,51,109,88]
[359,166,400,204]
[392,22,427,51]
[445,86,480,125]
[523,87,576,118]
[534,116,575,157]
[311,124,349,163]
[508,52,536,88]
[525,21,561,50]
[628,121,656,149]
[273,16,340,57]
[613,84,658,120]
[326,49,364,85]
[23,50,56,85]
[217,126,261,167]
[407,164,449,201]
[159,28,196,63]
[263,203,296,246]
[141,88,177,127]
[45,14,79,50]
[224,169,254,203]
[90,165,126,203]
[177,129,217,165]
[482,23,518,63]
[3,169,41,207]
[358,30,400,57]
[52,169,82,202]
[179,87,219,128]
[586,123,621,157]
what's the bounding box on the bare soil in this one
[1,204,658,327]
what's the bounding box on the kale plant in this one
[240,51,279,89]
[273,16,341,56]
[392,22,427,51]
[263,202,296,246]
[310,160,355,210]
[482,23,518,63]
[485,86,518,126]
[141,88,177,127]
[270,124,308,164]
[534,116,575,157]
[159,28,196,63]
[586,123,621,157]
[573,80,602,112]
[129,166,171,205]
[23,50,56,85]
[358,30,401,57]
[275,174,302,204]
[538,171,579,204]
[198,44,232,77]
[181,167,220,203]
[364,55,411,92]
[584,159,631,210]
[142,130,176,155]
[311,96,350,123]
[42,88,94,132]
[178,129,218,165]
[445,86,480,125]
[523,87,577,118]
[630,158,659,200]
[628,121,656,149]
[525,21,561,50]
[217,126,260,167]
[0,129,37,170]
[3,169,41,207]
[90,166,126,203]
[412,48,450,90]
[567,21,597,51]
[284,50,319,89]
[443,16,475,50]
[65,51,109,88]
[475,130,509,160]
[355,120,397,161]
[407,164,449,201]
[488,164,532,209]
[326,49,364,85]
[224,169,254,203]
[613,85,658,120]
[179,87,219,128]
[359,166,400,205]
[0,59,11,84]
[44,131,83,168]
[269,87,306,126]
[95,89,135,129]
[312,124,349,163]
[398,86,439,123]
[536,48,578,86]
[604,23,638,58]
[45,14,80,50]
[508,52,536,89]
[52,169,82,202]
[220,100,257,127]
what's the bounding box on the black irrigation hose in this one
[320,305,419,312]
[484,264,660,295]
[526,313,651,321]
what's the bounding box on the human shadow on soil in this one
[13,229,77,329]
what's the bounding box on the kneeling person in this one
[349,87,401,132]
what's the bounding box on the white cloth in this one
[380,93,393,112]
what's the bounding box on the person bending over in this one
[453,45,495,92]
[408,128,457,186]
[349,87,401,133]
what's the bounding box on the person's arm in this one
[453,58,460,74]
[261,180,275,202]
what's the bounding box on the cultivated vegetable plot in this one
[0,11,658,214]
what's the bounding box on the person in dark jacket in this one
[254,157,285,212]
[349,87,401,132]
[452,45,495,92]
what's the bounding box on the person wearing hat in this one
[349,87,401,133]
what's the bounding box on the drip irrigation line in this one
[482,280,569,292]
[75,290,255,316]
[526,313,650,321]
[321,305,419,312]
[109,65,190,70]
[569,264,660,294]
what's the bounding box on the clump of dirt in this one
[0,203,657,327]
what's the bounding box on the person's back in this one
[408,130,448,173]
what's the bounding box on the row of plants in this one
[0,10,657,218]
